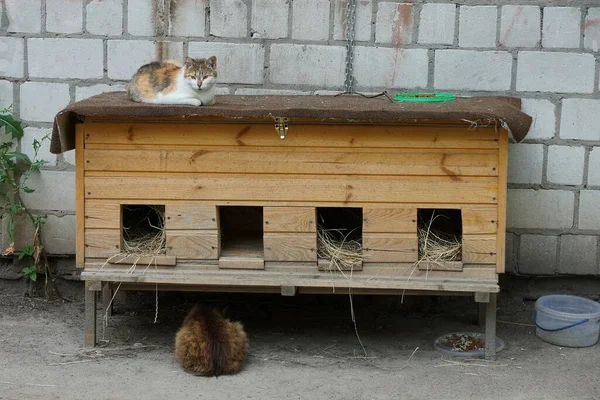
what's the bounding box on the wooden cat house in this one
[52,93,531,358]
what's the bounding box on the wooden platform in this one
[81,262,499,293]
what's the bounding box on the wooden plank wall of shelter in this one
[77,121,505,281]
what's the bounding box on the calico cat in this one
[175,303,248,377]
[127,56,217,106]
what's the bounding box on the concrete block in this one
[434,50,512,91]
[127,0,154,35]
[547,146,585,185]
[235,88,310,96]
[46,0,83,33]
[579,191,600,230]
[353,47,428,89]
[376,3,414,45]
[584,8,600,52]
[508,143,543,184]
[28,39,103,79]
[108,40,183,80]
[314,90,344,96]
[588,148,600,187]
[215,87,232,95]
[520,99,555,140]
[5,0,42,33]
[19,82,70,123]
[269,44,345,87]
[292,0,330,41]
[210,0,247,38]
[86,0,123,35]
[418,3,456,45]
[0,37,24,78]
[20,170,75,212]
[76,84,127,102]
[516,52,595,94]
[542,7,581,49]
[559,235,598,275]
[458,6,497,48]
[505,232,516,274]
[41,215,76,255]
[252,0,288,39]
[500,5,540,47]
[0,80,13,110]
[333,0,372,41]
[560,99,600,141]
[507,189,574,230]
[519,235,557,275]
[21,128,54,166]
[169,0,206,37]
[189,42,265,84]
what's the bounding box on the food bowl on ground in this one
[434,332,504,357]
[535,295,600,347]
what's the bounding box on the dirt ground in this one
[1,278,599,400]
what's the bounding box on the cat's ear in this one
[207,56,217,69]
[184,56,194,66]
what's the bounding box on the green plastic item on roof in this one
[393,92,456,103]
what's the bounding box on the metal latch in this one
[274,117,289,139]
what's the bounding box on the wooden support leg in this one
[478,303,486,327]
[102,282,113,317]
[484,293,497,360]
[474,292,490,326]
[85,281,97,348]
[281,285,296,296]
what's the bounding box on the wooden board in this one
[496,132,508,273]
[84,174,498,204]
[462,206,498,235]
[76,124,85,267]
[84,229,120,258]
[263,232,317,262]
[166,204,217,230]
[264,207,316,232]
[363,208,416,233]
[463,235,496,264]
[84,200,121,229]
[84,148,499,177]
[166,230,219,259]
[417,261,463,272]
[218,257,265,270]
[109,255,177,266]
[362,233,418,262]
[80,264,500,293]
[318,258,363,272]
[84,123,500,150]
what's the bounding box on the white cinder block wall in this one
[1,0,599,275]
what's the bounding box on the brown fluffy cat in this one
[127,56,217,106]
[175,304,248,376]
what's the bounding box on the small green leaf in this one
[0,114,24,140]
[22,266,37,281]
[20,245,34,259]
[22,186,34,193]
[22,267,37,281]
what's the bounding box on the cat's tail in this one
[193,304,226,377]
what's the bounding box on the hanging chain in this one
[343,0,357,93]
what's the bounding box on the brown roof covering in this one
[51,92,532,154]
